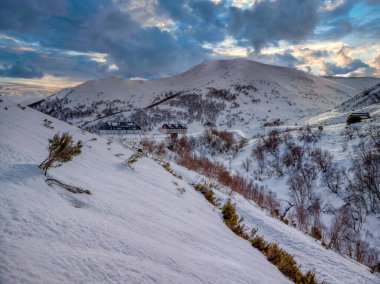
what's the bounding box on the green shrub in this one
[266,243,302,282]
[162,162,182,179]
[221,199,248,239]
[39,132,82,175]
[303,270,317,284]
[193,183,218,206]
[250,235,269,252]
[250,237,318,283]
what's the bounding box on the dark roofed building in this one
[203,121,217,131]
[99,121,142,135]
[348,112,371,119]
[160,123,188,134]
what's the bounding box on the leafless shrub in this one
[346,140,380,214]
[298,125,321,144]
[328,205,355,252]
[282,143,304,171]
[287,163,317,205]
[252,138,266,175]
[310,148,333,172]
[323,166,345,194]
[241,157,252,173]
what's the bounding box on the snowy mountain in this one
[0,99,290,283]
[31,59,378,134]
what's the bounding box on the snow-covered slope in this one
[173,162,380,284]
[306,83,380,125]
[324,76,380,93]
[31,59,373,133]
[0,100,290,283]
[338,83,380,112]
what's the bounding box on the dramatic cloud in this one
[0,0,67,33]
[323,59,369,76]
[229,0,320,52]
[0,60,43,79]
[0,0,379,89]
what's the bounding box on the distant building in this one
[203,121,217,131]
[348,112,371,119]
[159,123,188,134]
[99,121,142,135]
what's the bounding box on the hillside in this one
[306,83,380,125]
[338,83,380,112]
[0,99,290,283]
[31,59,373,134]
[324,77,380,93]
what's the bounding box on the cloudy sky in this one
[0,0,380,101]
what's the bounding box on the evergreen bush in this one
[39,132,82,175]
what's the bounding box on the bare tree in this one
[241,157,252,173]
[310,148,333,172]
[323,166,345,194]
[287,163,317,205]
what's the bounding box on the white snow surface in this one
[0,100,291,283]
[172,163,380,284]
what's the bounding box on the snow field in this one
[0,101,290,283]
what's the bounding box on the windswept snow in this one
[172,162,380,284]
[0,100,290,283]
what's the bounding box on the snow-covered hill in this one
[306,83,380,125]
[31,59,376,134]
[338,83,380,112]
[173,162,380,284]
[1,96,379,283]
[0,100,291,283]
[324,77,380,93]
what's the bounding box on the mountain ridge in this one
[30,59,380,133]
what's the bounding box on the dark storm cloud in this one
[68,2,211,78]
[0,0,379,80]
[317,0,380,40]
[0,0,67,32]
[157,0,228,44]
[0,60,43,78]
[229,0,321,52]
[324,59,369,76]
[0,42,110,80]
[273,53,299,68]
[0,0,212,78]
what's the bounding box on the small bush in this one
[250,235,269,252]
[161,162,182,179]
[310,226,322,240]
[303,270,317,284]
[193,183,218,206]
[39,132,82,175]
[222,199,248,239]
[126,150,144,166]
[267,243,301,281]
[266,243,317,283]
